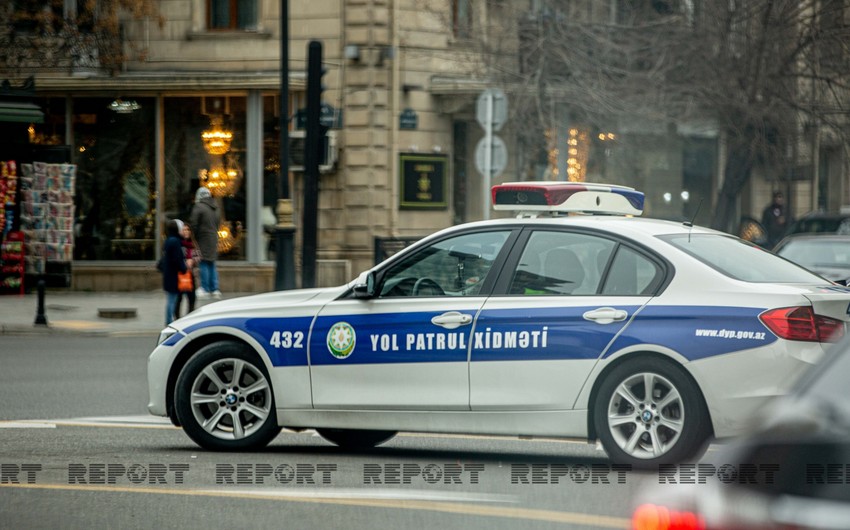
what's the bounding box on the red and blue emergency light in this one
[491,181,644,216]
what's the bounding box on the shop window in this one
[208,0,258,30]
[71,97,157,261]
[164,96,247,261]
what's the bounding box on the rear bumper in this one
[687,341,824,438]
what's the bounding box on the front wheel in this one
[593,357,710,468]
[175,342,281,451]
[316,428,397,449]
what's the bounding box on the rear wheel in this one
[175,342,281,451]
[593,357,710,468]
[316,428,397,449]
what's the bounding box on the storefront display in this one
[0,160,24,294]
[19,161,75,284]
[0,230,24,294]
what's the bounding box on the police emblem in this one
[327,322,356,359]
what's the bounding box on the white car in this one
[147,182,850,467]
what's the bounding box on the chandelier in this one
[202,115,233,155]
[199,163,242,197]
[217,221,241,254]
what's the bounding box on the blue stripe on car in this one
[176,305,774,367]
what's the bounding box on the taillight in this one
[632,504,705,530]
[760,306,845,343]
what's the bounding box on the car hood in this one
[171,286,348,329]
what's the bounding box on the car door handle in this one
[583,307,628,324]
[431,311,473,329]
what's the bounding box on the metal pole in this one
[275,0,296,290]
[34,278,47,326]
[483,92,493,220]
[301,41,322,288]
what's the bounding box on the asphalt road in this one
[0,335,646,529]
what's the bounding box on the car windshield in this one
[777,238,850,270]
[659,233,825,283]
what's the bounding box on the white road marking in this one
[53,415,173,425]
[0,421,56,429]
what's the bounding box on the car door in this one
[311,228,516,410]
[470,228,665,410]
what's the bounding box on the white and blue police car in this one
[147,182,850,466]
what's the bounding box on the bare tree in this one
[448,0,850,230]
[0,0,162,76]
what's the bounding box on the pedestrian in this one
[174,221,198,319]
[761,191,791,248]
[189,186,221,299]
[161,219,189,325]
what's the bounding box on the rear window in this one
[790,217,850,235]
[659,233,826,283]
[777,238,850,270]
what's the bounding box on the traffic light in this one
[287,130,335,172]
[304,40,327,175]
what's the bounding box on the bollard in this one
[34,278,48,326]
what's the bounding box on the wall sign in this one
[399,153,448,210]
[399,108,418,130]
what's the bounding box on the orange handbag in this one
[177,270,193,292]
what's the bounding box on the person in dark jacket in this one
[761,191,791,248]
[174,220,198,320]
[162,219,189,325]
[189,187,221,299]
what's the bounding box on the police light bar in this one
[491,182,644,216]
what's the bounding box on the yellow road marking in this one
[0,483,629,528]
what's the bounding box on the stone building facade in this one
[7,0,848,291]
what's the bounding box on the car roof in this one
[453,214,723,238]
[797,211,850,219]
[779,233,850,242]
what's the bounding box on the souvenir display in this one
[19,162,76,275]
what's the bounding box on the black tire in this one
[175,342,281,451]
[593,357,710,468]
[316,428,397,449]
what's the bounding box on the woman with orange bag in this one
[174,220,198,320]
[160,219,189,325]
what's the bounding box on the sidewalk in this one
[0,290,252,336]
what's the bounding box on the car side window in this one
[600,246,662,295]
[509,231,615,295]
[379,231,511,297]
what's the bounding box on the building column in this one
[246,90,263,263]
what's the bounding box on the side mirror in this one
[353,271,377,299]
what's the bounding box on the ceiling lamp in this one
[216,221,241,254]
[202,115,233,155]
[108,99,141,113]
[199,164,242,198]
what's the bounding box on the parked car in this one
[631,334,850,529]
[786,211,850,237]
[774,234,850,284]
[147,182,850,468]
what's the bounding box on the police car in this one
[147,182,850,467]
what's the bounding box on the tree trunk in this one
[711,137,756,233]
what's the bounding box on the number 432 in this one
[269,331,305,349]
